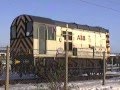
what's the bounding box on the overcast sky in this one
[0,0,120,53]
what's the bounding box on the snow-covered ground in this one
[0,71,120,90]
[68,78,120,90]
[0,77,120,90]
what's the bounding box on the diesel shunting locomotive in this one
[10,14,110,78]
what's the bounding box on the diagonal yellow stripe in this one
[17,16,22,25]
[17,28,25,37]
[26,15,32,21]
[22,16,25,22]
[25,38,33,49]
[17,21,25,32]
[21,39,29,50]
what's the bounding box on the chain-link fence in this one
[0,47,120,90]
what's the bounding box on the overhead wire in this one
[79,0,120,14]
[106,0,120,4]
[77,0,120,53]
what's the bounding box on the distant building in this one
[0,48,12,71]
[0,50,6,61]
[0,49,11,64]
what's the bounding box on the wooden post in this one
[111,57,113,72]
[5,46,9,90]
[102,51,106,85]
[64,24,68,90]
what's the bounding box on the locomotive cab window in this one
[47,26,56,40]
[26,22,32,36]
[11,26,16,39]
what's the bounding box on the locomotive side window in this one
[39,25,46,39]
[11,26,16,39]
[69,42,72,50]
[47,26,56,40]
[62,31,73,51]
[64,42,72,51]
[62,31,66,40]
[68,32,72,40]
[34,27,38,39]
[62,31,72,40]
[26,22,32,36]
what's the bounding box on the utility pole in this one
[64,24,68,90]
[5,46,10,90]
[102,51,106,85]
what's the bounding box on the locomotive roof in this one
[13,14,109,33]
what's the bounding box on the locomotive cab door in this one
[39,25,46,54]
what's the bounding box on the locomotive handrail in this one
[32,49,107,59]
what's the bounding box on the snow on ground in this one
[0,78,120,90]
[0,71,120,90]
[68,78,120,90]
[0,77,120,90]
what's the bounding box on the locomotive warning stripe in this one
[21,39,29,50]
[17,20,25,31]
[21,40,30,50]
[29,36,33,43]
[13,41,25,56]
[17,19,26,37]
[21,16,26,22]
[17,18,25,27]
[13,45,20,56]
[17,16,25,25]
[25,37,33,49]
[10,15,33,57]
[19,43,26,53]
[17,27,25,38]
[17,28,25,38]
[14,37,33,56]
[25,15,32,22]
[11,37,33,56]
[17,16,21,25]
[13,39,21,51]
[14,47,19,56]
[10,39,17,50]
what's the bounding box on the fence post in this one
[111,57,113,72]
[102,51,106,85]
[64,24,68,90]
[5,46,9,90]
